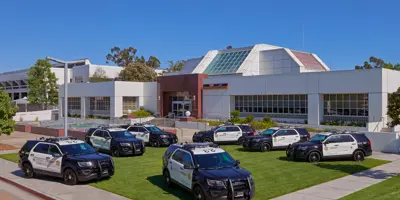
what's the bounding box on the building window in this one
[75,76,83,83]
[123,97,137,114]
[234,94,308,115]
[323,94,368,117]
[203,50,251,75]
[68,97,81,110]
[89,97,110,111]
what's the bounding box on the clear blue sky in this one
[0,0,399,71]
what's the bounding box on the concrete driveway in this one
[0,131,49,149]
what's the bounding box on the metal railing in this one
[372,117,385,132]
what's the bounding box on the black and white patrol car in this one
[242,127,310,152]
[192,124,255,145]
[119,123,178,147]
[162,143,255,200]
[286,132,372,162]
[18,136,114,185]
[85,127,145,156]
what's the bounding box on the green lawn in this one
[341,176,400,200]
[0,153,19,163]
[0,146,389,200]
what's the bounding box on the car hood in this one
[199,167,251,180]
[195,130,213,135]
[68,153,111,161]
[115,137,142,143]
[152,131,176,137]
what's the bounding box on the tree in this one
[167,60,185,72]
[387,87,400,127]
[27,59,58,109]
[89,68,109,82]
[355,56,400,70]
[226,45,233,49]
[0,89,18,135]
[106,46,137,67]
[146,56,161,69]
[118,62,157,82]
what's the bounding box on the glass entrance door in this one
[172,101,192,117]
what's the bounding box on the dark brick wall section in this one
[15,124,31,132]
[68,130,86,140]
[30,126,63,137]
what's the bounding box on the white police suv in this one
[192,124,246,144]
[120,123,178,147]
[18,136,114,185]
[162,143,255,200]
[84,126,145,156]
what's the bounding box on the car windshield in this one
[261,128,277,135]
[146,126,162,132]
[61,143,96,155]
[110,131,134,138]
[309,134,329,142]
[194,152,237,169]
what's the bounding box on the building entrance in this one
[172,101,192,117]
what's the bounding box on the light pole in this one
[46,57,81,137]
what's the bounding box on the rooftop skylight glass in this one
[203,50,251,75]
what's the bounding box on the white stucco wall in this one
[202,68,400,131]
[258,48,301,75]
[192,50,219,74]
[59,81,157,118]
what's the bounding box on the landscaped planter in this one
[30,126,63,137]
[15,124,32,132]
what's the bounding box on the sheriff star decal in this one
[56,161,60,166]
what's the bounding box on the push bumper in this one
[242,141,261,150]
[76,166,114,182]
[286,148,307,161]
[192,136,202,142]
[205,180,255,200]
[159,137,178,146]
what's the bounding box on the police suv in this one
[286,131,372,162]
[120,123,178,147]
[162,143,255,200]
[85,127,145,156]
[242,126,310,152]
[18,136,114,185]
[192,124,254,144]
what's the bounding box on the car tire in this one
[308,152,321,163]
[151,139,161,147]
[193,185,206,200]
[22,163,35,178]
[353,150,365,162]
[202,137,213,143]
[237,137,245,145]
[260,143,271,152]
[163,170,173,188]
[111,148,120,157]
[63,169,78,185]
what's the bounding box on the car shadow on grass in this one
[147,175,192,200]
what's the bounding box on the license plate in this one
[235,192,244,197]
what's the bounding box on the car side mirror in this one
[184,163,194,169]
[52,153,61,157]
[236,160,240,165]
[323,141,329,144]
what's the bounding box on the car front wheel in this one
[193,185,206,200]
[151,139,161,147]
[260,143,271,152]
[202,137,213,143]
[64,169,78,185]
[163,170,172,188]
[111,148,120,157]
[308,152,321,163]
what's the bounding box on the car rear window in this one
[21,141,40,152]
[295,128,309,135]
[351,133,370,142]
[239,125,253,132]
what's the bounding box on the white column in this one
[80,97,86,119]
[110,96,123,118]
[307,94,323,125]
[368,93,388,132]
[59,97,63,119]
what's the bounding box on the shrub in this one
[263,116,272,123]
[250,121,278,130]
[35,116,39,122]
[245,115,254,123]
[305,127,325,133]
[230,110,240,119]
[131,109,152,118]
[196,119,224,126]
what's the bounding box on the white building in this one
[0,58,165,101]
[59,44,400,132]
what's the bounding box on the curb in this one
[0,176,56,200]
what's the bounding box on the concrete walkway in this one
[0,179,42,200]
[0,158,129,200]
[273,153,400,200]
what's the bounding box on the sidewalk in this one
[273,153,400,200]
[0,179,42,200]
[0,158,129,200]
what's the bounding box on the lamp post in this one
[46,57,81,136]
